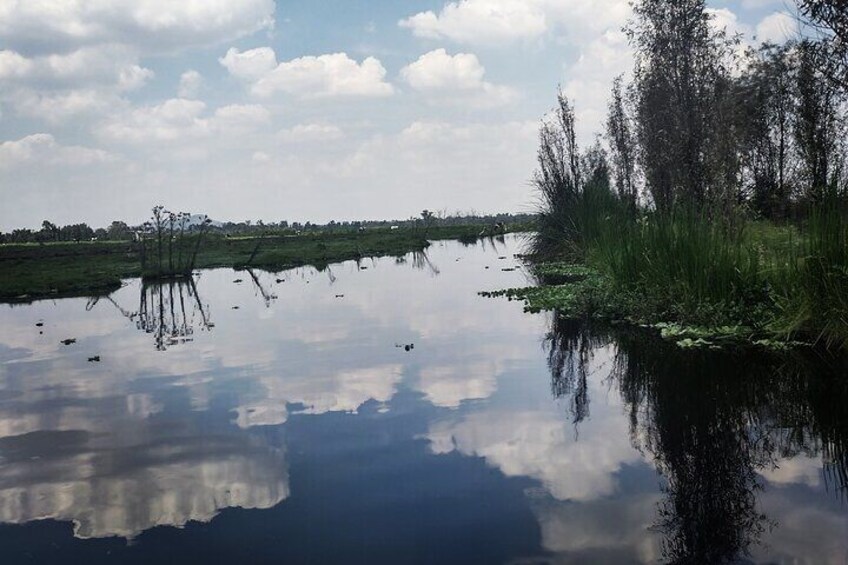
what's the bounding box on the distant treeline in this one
[0,212,535,244]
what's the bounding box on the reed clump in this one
[139,206,212,280]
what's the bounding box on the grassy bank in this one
[0,224,522,302]
[485,208,848,350]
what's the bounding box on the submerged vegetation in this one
[486,0,848,350]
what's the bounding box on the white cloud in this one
[251,151,271,164]
[562,29,633,145]
[534,495,663,560]
[426,406,641,501]
[401,49,516,107]
[278,123,345,143]
[0,47,152,123]
[0,47,153,91]
[247,52,394,98]
[222,48,394,98]
[400,0,548,44]
[397,0,633,138]
[8,89,121,123]
[756,11,796,44]
[0,2,271,124]
[178,70,202,99]
[97,98,209,143]
[760,455,823,488]
[0,134,114,169]
[399,0,630,46]
[0,0,276,55]
[233,365,404,429]
[415,362,498,408]
[213,104,270,132]
[402,49,486,91]
[0,50,34,79]
[338,120,537,216]
[706,7,753,38]
[741,0,784,9]
[219,47,278,81]
[96,99,269,144]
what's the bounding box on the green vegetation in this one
[486,202,847,350]
[483,0,848,351]
[0,223,524,302]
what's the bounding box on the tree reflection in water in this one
[544,314,608,425]
[545,312,848,563]
[135,277,212,351]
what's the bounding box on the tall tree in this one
[606,76,638,211]
[794,40,844,203]
[628,0,731,212]
[797,0,848,90]
[40,220,59,241]
[736,43,795,218]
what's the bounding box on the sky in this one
[0,0,798,230]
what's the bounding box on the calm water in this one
[0,234,846,564]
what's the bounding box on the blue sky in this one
[0,0,797,229]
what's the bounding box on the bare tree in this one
[606,76,638,211]
[532,89,583,257]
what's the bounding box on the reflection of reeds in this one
[136,277,211,351]
[245,268,277,308]
[411,250,440,276]
[544,313,611,425]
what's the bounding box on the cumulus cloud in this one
[233,365,404,429]
[278,123,345,143]
[0,46,151,123]
[426,407,641,501]
[399,0,629,45]
[96,99,269,143]
[0,50,34,79]
[402,49,486,91]
[400,0,547,44]
[398,0,632,139]
[759,455,823,488]
[178,70,203,99]
[401,48,516,106]
[707,7,752,38]
[0,0,276,55]
[0,47,153,91]
[336,119,537,218]
[755,12,796,44]
[213,104,271,132]
[219,47,278,81]
[0,134,114,169]
[415,362,499,408]
[222,49,394,99]
[0,2,273,123]
[7,89,122,123]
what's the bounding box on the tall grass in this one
[139,207,212,279]
[774,202,848,347]
[590,209,767,326]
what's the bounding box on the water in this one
[0,234,846,564]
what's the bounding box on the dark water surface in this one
[0,235,846,564]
